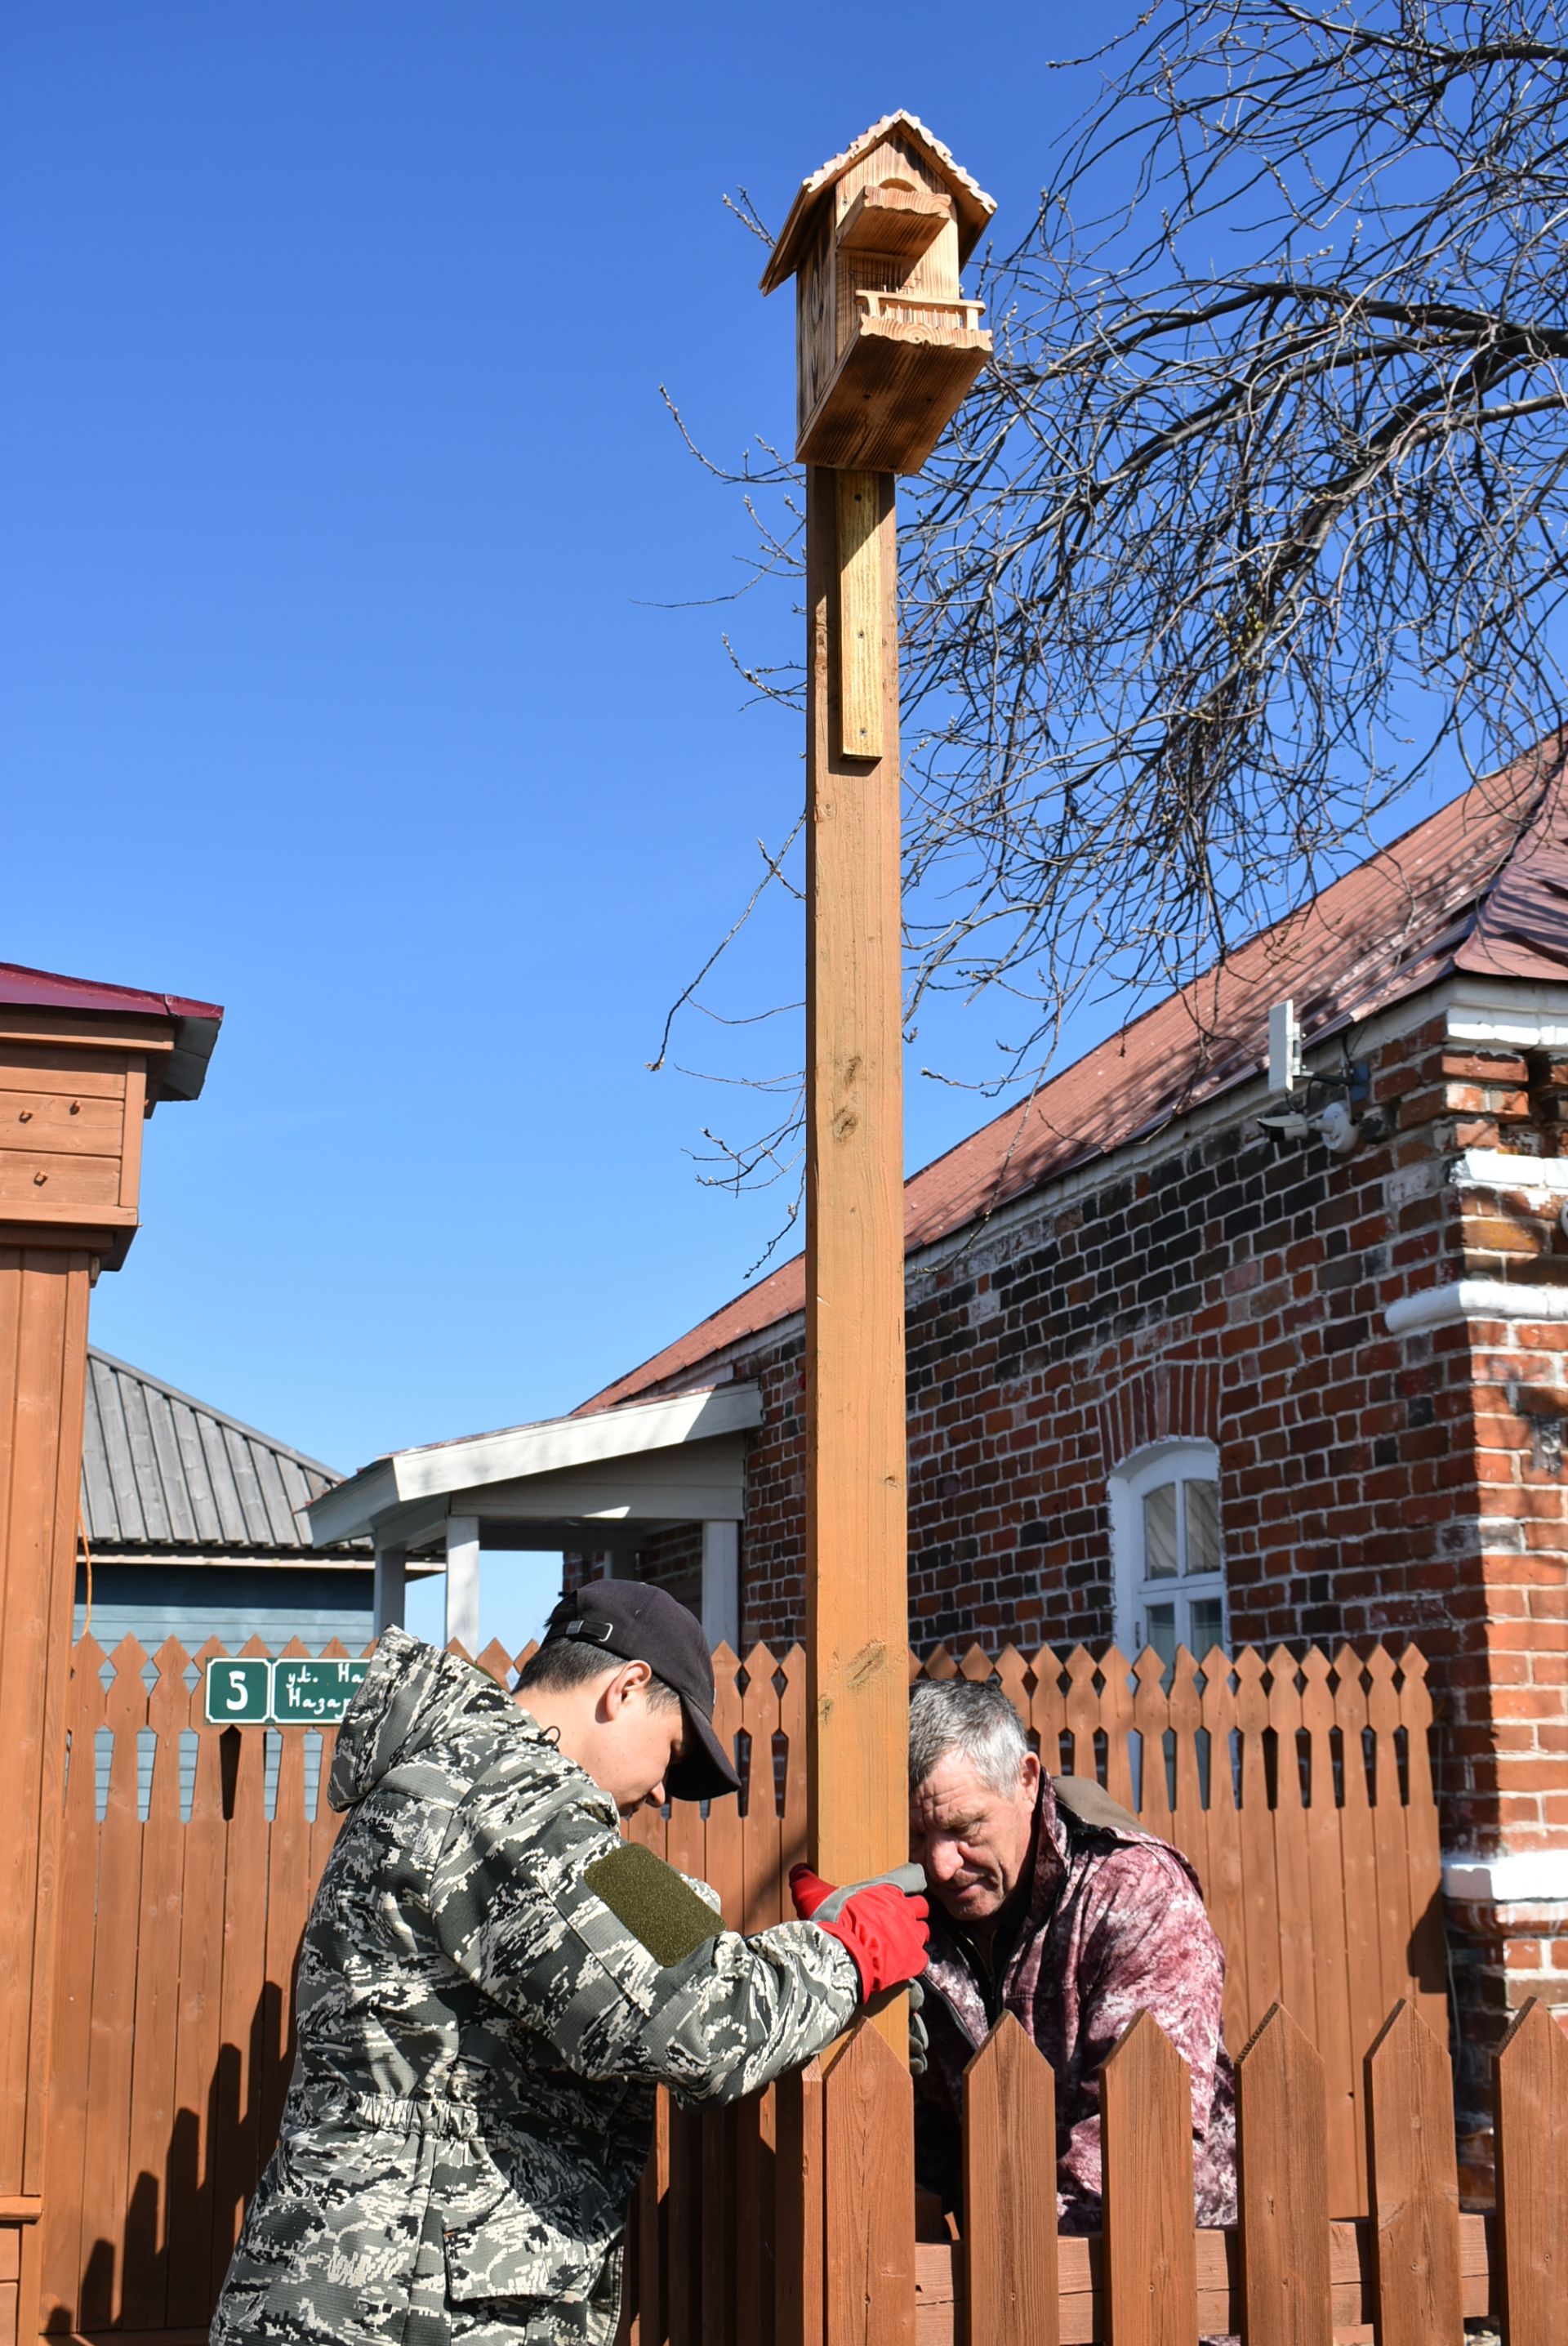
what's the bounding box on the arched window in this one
[1107,1438,1227,1670]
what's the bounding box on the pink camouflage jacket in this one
[914,1774,1237,2232]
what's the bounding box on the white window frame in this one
[1107,1437,1228,1666]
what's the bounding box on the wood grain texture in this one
[122,1640,191,2328]
[822,2023,915,2346]
[1100,2011,1199,2346]
[904,2206,1502,2346]
[637,2090,670,2346]
[1493,1997,1568,2346]
[776,2062,825,2346]
[76,1636,148,2327]
[804,463,907,1942]
[961,2014,1058,2346]
[835,472,884,760]
[1364,2002,1463,2346]
[1236,2005,1333,2346]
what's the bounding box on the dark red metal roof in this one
[578,740,1568,1414]
[0,959,224,1102]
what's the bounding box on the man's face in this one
[909,1749,1040,1925]
[597,1675,688,1817]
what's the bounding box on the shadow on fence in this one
[38,1631,1450,2344]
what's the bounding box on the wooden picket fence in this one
[682,1992,1566,2346]
[36,1630,1446,2345]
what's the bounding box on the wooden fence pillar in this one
[0,973,218,2346]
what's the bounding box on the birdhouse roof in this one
[760,111,996,295]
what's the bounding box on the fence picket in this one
[1197,1648,1248,2056]
[779,1644,808,1889]
[961,2014,1058,2346]
[1131,1649,1174,1838]
[1364,1649,1413,2022]
[775,2061,824,2346]
[734,2088,777,2346]
[703,1645,744,1929]
[699,2104,737,2346]
[1332,1645,1381,2213]
[1394,1649,1448,2045]
[166,1638,231,2330]
[1365,2001,1463,2346]
[1234,1647,1283,2027]
[1266,1649,1317,2051]
[741,1644,784,1930]
[665,2102,702,2346]
[1098,1647,1136,1811]
[822,2021,915,2346]
[121,1637,191,2327]
[1299,1648,1356,2198]
[1101,2010,1199,2346]
[1236,2005,1332,2346]
[1166,1647,1209,1897]
[637,2090,670,2346]
[1493,1996,1568,2346]
[209,1637,273,2303]
[1028,1644,1069,1773]
[39,1636,105,2331]
[78,1635,149,2327]
[261,1639,312,2165]
[1066,1647,1102,1784]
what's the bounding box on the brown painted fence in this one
[713,1993,1567,2346]
[37,1632,1445,2346]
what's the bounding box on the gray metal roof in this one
[80,1349,349,1554]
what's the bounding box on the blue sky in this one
[2,7,1464,1648]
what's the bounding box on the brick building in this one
[565,745,1568,2135]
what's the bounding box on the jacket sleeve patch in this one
[582,1844,725,1968]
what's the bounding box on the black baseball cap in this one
[541,1577,741,1801]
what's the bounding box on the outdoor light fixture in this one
[1258,1000,1368,1152]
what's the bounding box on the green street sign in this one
[203,1655,371,1726]
[204,1657,272,1724]
[273,1657,371,1723]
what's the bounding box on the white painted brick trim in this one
[1385,1279,1568,1335]
[1442,1849,1568,1904]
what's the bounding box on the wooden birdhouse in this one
[760,111,996,474]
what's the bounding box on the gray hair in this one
[908,1679,1031,1796]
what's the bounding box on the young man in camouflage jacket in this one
[902,1677,1236,2233]
[212,1581,928,2346]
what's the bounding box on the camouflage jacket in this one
[212,1629,858,2346]
[914,1775,1237,2233]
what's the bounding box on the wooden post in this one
[761,112,996,1996]
[0,971,219,2346]
[804,453,908,1914]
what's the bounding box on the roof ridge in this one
[575,734,1568,1416]
[86,1346,344,1481]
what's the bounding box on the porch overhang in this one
[303,1384,761,1644]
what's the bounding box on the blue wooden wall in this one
[74,1563,375,1657]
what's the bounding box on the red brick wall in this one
[586,1001,1568,2144]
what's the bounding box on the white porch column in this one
[446,1514,481,1652]
[700,1519,741,1653]
[372,1538,407,1635]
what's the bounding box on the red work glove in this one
[788,1863,835,1920]
[788,1864,929,2000]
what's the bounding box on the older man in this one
[906,1677,1236,2233]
